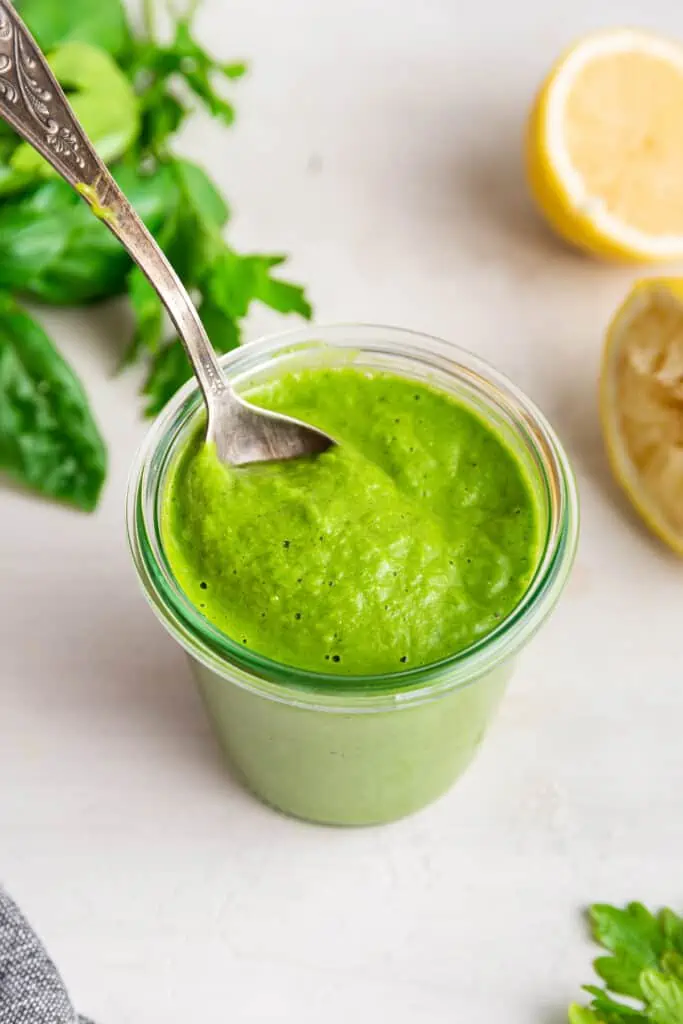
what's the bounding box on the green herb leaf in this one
[121,197,186,368]
[569,1007,605,1024]
[661,913,683,959]
[583,985,650,1021]
[138,91,188,157]
[16,0,132,60]
[572,905,683,1024]
[139,248,311,416]
[161,158,229,286]
[140,303,241,418]
[0,293,106,510]
[197,298,241,352]
[123,154,311,414]
[131,9,246,156]
[172,158,229,231]
[142,337,193,417]
[125,267,165,365]
[0,0,314,507]
[591,904,666,999]
[0,163,181,304]
[640,972,683,1024]
[201,250,313,322]
[120,159,232,372]
[166,17,243,123]
[7,43,139,190]
[249,255,314,318]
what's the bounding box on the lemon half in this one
[601,279,683,552]
[527,29,683,261]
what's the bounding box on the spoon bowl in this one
[0,0,334,466]
[208,386,333,466]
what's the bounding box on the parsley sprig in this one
[571,903,683,1024]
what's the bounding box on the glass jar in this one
[127,325,579,825]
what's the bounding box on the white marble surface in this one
[2,0,683,1021]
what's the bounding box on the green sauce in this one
[161,367,542,676]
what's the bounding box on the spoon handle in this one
[0,0,226,404]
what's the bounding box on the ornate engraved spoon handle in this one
[0,0,104,188]
[0,0,226,403]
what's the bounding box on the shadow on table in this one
[14,565,246,798]
[541,1010,571,1024]
[448,103,584,275]
[539,351,668,560]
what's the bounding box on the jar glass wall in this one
[127,325,579,825]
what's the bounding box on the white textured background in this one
[2,0,683,1021]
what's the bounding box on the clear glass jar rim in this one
[126,323,579,712]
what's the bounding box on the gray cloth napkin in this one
[0,888,93,1024]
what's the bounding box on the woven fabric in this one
[0,888,92,1024]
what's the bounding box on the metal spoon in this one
[0,0,333,466]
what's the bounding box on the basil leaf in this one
[0,164,180,304]
[0,293,106,511]
[15,0,132,60]
[8,43,139,188]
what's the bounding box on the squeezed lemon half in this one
[527,29,683,261]
[601,279,683,552]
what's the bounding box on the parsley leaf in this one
[572,905,683,1024]
[591,903,665,999]
[141,249,311,416]
[641,972,683,1024]
[569,1008,603,1024]
[131,7,247,156]
[201,251,313,321]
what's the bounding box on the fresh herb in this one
[0,0,312,510]
[0,164,180,303]
[140,245,313,416]
[130,8,247,156]
[570,903,683,1024]
[0,292,106,510]
[15,0,133,60]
